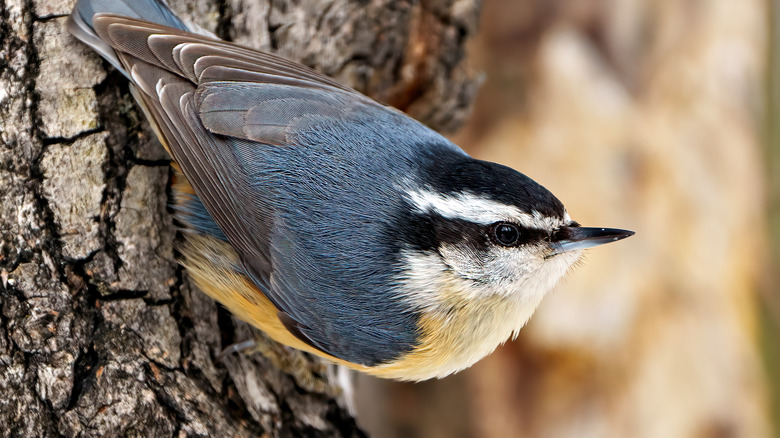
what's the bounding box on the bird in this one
[68,0,634,382]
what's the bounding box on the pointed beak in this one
[551,226,635,254]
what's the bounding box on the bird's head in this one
[397,157,633,307]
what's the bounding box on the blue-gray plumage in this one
[68,0,634,380]
[227,99,467,364]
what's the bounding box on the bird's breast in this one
[367,252,542,381]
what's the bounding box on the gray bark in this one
[0,0,481,436]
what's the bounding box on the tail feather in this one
[73,0,187,30]
[67,0,187,77]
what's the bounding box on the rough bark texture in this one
[0,0,481,436]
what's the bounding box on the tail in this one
[67,0,188,77]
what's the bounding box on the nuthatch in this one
[68,0,634,381]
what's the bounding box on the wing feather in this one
[93,15,353,91]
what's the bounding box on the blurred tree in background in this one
[357,1,776,437]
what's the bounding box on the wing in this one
[89,15,460,363]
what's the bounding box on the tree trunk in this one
[0,0,482,436]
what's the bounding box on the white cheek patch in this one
[439,241,574,301]
[397,244,580,306]
[404,188,567,230]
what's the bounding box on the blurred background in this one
[356,1,778,437]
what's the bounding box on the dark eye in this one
[492,222,521,247]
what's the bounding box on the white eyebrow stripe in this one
[405,188,546,229]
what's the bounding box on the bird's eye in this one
[492,222,521,247]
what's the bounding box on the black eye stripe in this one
[489,222,548,247]
[398,209,551,254]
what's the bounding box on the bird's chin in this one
[511,248,582,304]
[547,248,584,275]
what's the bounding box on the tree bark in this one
[0,0,481,436]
